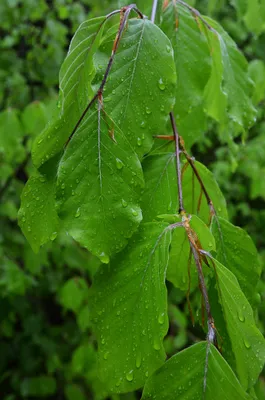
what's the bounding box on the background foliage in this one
[1,0,265,399]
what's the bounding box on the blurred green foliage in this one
[0,0,265,399]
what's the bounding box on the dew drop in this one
[116,158,124,170]
[137,137,142,146]
[166,45,171,53]
[158,312,165,325]
[158,78,166,91]
[122,199,128,208]
[126,370,134,382]
[75,207,81,218]
[244,338,251,349]
[99,252,110,264]
[140,121,146,128]
[61,183,65,189]
[50,232,58,241]
[136,352,142,368]
[131,209,138,216]
[153,338,160,350]
[145,106,152,115]
[238,310,245,322]
[103,352,109,360]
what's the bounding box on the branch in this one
[170,112,185,213]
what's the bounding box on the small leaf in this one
[58,277,88,313]
[182,161,228,223]
[90,222,171,393]
[141,342,250,399]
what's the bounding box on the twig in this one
[170,112,185,213]
[151,0,159,23]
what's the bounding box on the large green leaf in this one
[32,16,106,168]
[211,217,261,304]
[56,111,144,261]
[93,18,177,158]
[214,258,265,389]
[160,2,212,148]
[141,341,250,399]
[0,108,24,164]
[90,222,171,393]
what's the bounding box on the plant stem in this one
[151,0,159,23]
[170,112,185,213]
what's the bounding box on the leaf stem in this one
[170,112,185,213]
[151,0,159,23]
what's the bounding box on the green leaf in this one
[248,60,265,105]
[18,164,59,253]
[32,16,106,168]
[213,258,265,389]
[141,341,250,399]
[141,152,178,221]
[211,217,261,304]
[20,376,57,397]
[167,215,215,291]
[182,161,228,223]
[244,0,265,35]
[0,108,24,163]
[203,17,257,135]
[21,101,49,137]
[55,112,144,261]
[161,2,212,147]
[93,18,177,158]
[58,277,88,313]
[90,222,171,393]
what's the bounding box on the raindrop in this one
[103,352,109,360]
[140,121,146,128]
[99,252,110,264]
[50,232,58,241]
[145,106,152,115]
[61,183,65,189]
[137,137,142,146]
[158,312,165,325]
[166,45,171,53]
[238,310,245,322]
[136,352,142,368]
[244,338,251,349]
[153,338,160,350]
[158,78,166,91]
[126,370,134,382]
[122,199,128,208]
[116,158,124,170]
[75,208,81,218]
[131,209,138,216]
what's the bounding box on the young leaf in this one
[56,111,144,261]
[182,161,228,223]
[214,258,265,389]
[93,18,177,158]
[141,341,250,399]
[90,222,171,393]
[211,216,261,304]
[160,2,212,148]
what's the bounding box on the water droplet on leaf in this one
[116,158,124,170]
[126,370,134,382]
